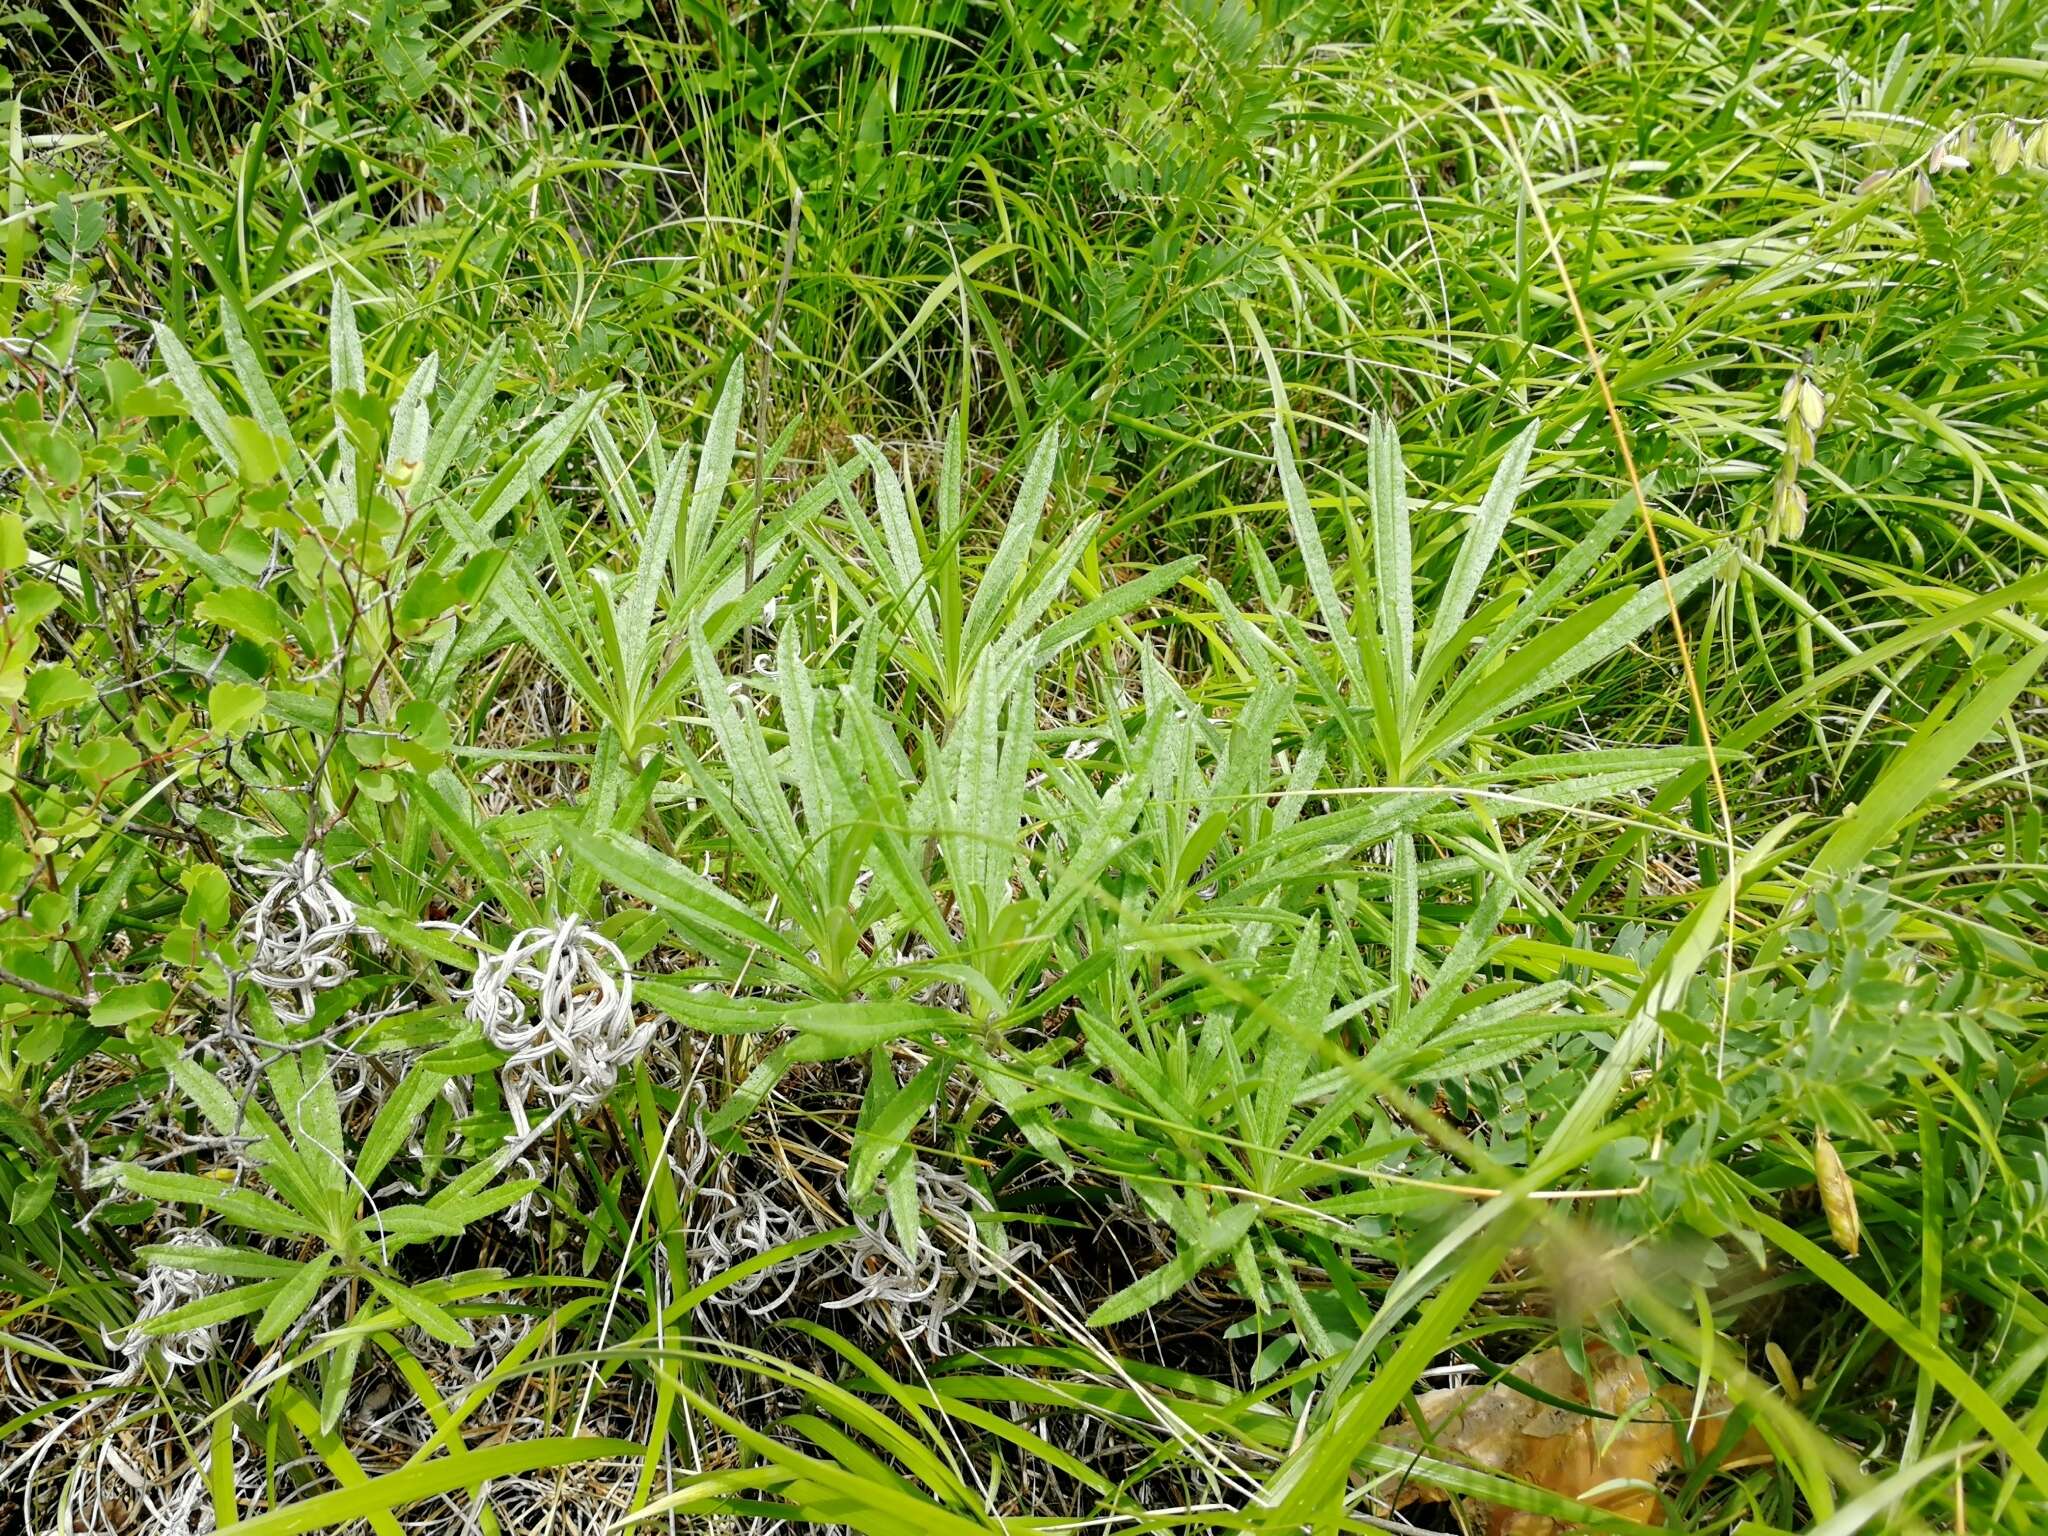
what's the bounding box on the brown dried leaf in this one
[1380,1343,1772,1535]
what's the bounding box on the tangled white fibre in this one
[822,1165,1031,1353]
[690,1183,820,1317]
[236,850,357,1022]
[102,1229,231,1383]
[154,1464,220,1536]
[463,918,650,1138]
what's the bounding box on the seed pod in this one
[1771,478,1808,544]
[2029,122,2048,171]
[1909,171,1935,213]
[1784,411,1813,468]
[1926,131,1970,175]
[1814,1127,1860,1257]
[1765,1340,1801,1402]
[1991,121,2022,175]
[1796,379,1826,435]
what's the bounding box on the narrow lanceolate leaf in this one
[994,513,1098,655]
[773,622,833,882]
[683,363,744,569]
[1368,413,1414,714]
[386,352,438,480]
[1272,418,1364,691]
[1034,554,1200,661]
[851,436,942,657]
[619,422,692,684]
[153,323,241,471]
[451,390,608,542]
[136,1244,301,1280]
[1415,421,1538,693]
[1463,489,1637,677]
[1420,550,1729,762]
[213,1439,645,1536]
[357,1066,449,1192]
[561,826,809,966]
[413,336,502,503]
[329,282,366,398]
[218,303,292,453]
[635,983,958,1053]
[433,394,612,705]
[1248,919,1332,1188]
[363,1271,473,1347]
[1086,1200,1260,1327]
[327,281,365,521]
[691,628,803,862]
[941,643,1032,921]
[1810,644,2046,879]
[162,1059,321,1216]
[139,1277,289,1337]
[255,1253,336,1345]
[963,425,1058,663]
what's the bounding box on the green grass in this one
[1,2,2046,1532]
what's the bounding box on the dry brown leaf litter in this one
[1381,1343,1772,1535]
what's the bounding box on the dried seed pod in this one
[1814,1127,1860,1257]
